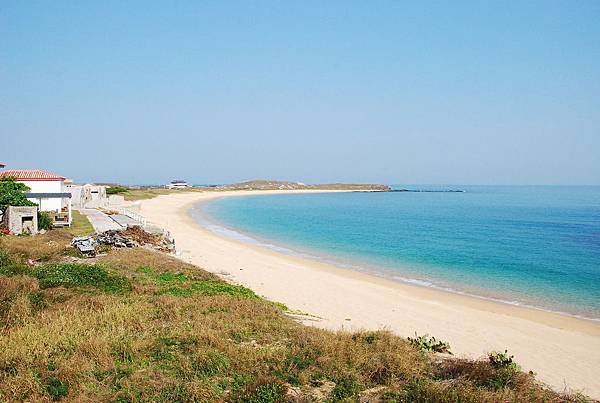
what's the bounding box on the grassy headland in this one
[0,229,588,402]
[116,180,389,202]
[218,180,391,191]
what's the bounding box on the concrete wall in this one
[66,184,109,208]
[4,206,38,235]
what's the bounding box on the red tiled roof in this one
[0,169,66,181]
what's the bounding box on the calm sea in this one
[194,186,600,321]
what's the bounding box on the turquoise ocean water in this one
[193,186,600,321]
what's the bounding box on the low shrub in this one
[37,211,53,231]
[407,333,452,354]
[46,377,69,400]
[488,350,517,369]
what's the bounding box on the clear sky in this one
[1,1,599,185]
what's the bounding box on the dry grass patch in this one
[0,230,73,262]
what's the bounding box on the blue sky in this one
[1,1,599,185]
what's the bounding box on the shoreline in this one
[193,201,600,325]
[138,190,600,398]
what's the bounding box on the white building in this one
[0,169,72,226]
[168,180,189,189]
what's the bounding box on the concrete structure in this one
[66,183,109,208]
[168,180,189,189]
[66,183,125,208]
[3,206,38,235]
[0,169,71,227]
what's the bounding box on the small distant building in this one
[168,180,190,189]
[0,169,72,227]
[0,163,5,168]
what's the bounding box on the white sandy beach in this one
[138,190,600,398]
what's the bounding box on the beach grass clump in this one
[0,236,590,402]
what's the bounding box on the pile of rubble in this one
[97,230,137,248]
[71,226,175,257]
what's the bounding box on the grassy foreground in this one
[0,231,590,402]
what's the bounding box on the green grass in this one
[69,210,95,236]
[0,253,130,294]
[32,263,131,293]
[138,266,258,299]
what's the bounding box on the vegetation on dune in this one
[408,333,453,354]
[0,230,591,402]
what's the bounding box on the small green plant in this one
[46,377,68,400]
[0,248,26,275]
[233,377,287,402]
[37,211,53,230]
[488,350,517,369]
[408,333,452,354]
[331,375,361,401]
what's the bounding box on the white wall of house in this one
[22,180,64,211]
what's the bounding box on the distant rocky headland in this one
[216,180,391,191]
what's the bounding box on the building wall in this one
[21,180,64,211]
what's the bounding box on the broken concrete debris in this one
[97,230,137,248]
[71,226,175,257]
[71,236,98,257]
